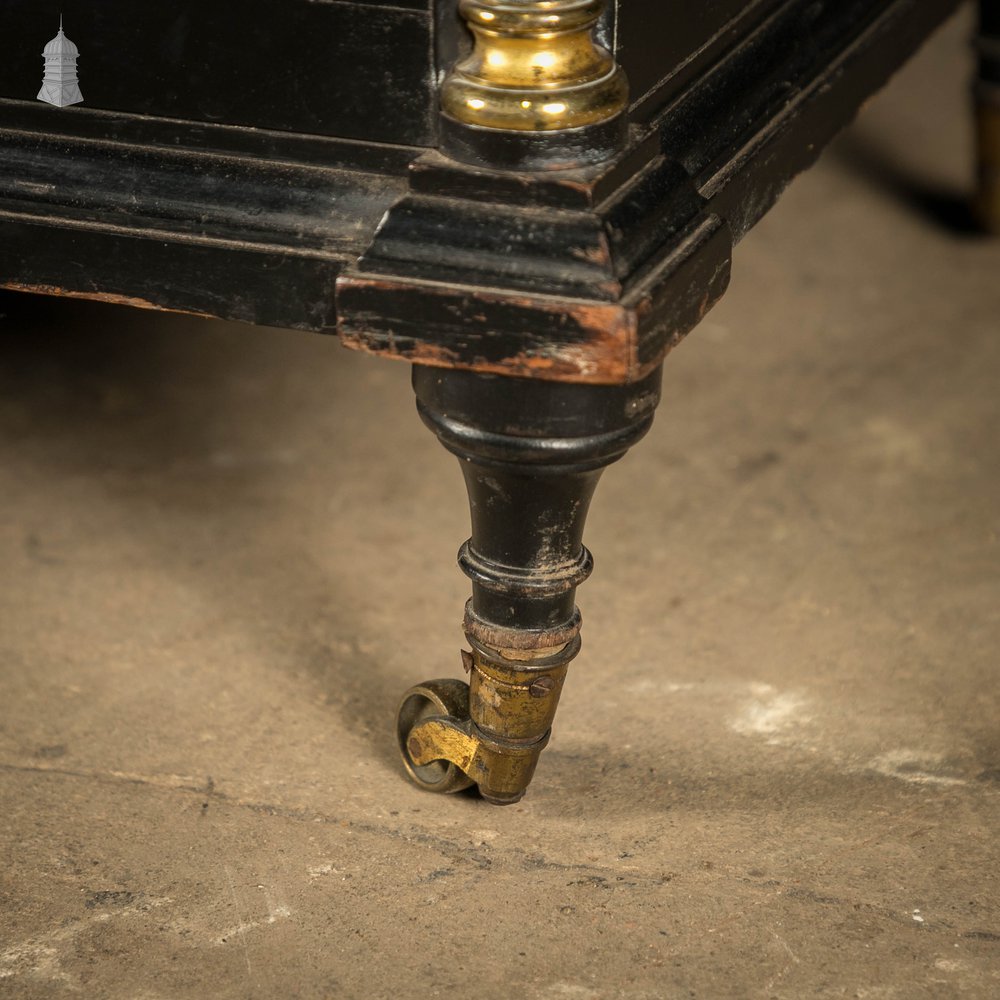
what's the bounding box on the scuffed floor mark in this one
[622,679,696,696]
[867,749,967,786]
[0,896,170,988]
[0,940,73,989]
[536,986,600,1000]
[764,927,802,994]
[729,684,811,745]
[864,416,929,468]
[934,958,963,972]
[217,873,291,981]
[161,885,293,956]
[0,760,209,796]
[307,862,340,881]
[223,865,254,980]
[214,903,293,946]
[469,828,500,845]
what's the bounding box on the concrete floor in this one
[2,14,998,999]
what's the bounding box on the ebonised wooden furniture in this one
[1,0,993,803]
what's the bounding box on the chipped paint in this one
[1,282,216,319]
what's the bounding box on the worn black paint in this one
[338,278,620,373]
[0,0,964,383]
[0,217,341,330]
[440,112,628,172]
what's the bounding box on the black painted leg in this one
[396,365,662,804]
[976,0,1000,233]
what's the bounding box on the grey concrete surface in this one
[1,14,998,999]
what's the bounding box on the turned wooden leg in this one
[976,0,1000,232]
[395,365,662,804]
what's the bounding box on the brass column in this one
[439,0,629,169]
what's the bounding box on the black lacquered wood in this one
[0,0,965,382]
[2,0,435,146]
[414,364,662,635]
[620,0,784,122]
[439,113,627,172]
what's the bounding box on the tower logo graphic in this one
[38,16,83,107]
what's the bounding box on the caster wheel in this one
[396,679,476,794]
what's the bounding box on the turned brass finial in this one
[442,0,627,133]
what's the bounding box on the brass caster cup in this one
[395,679,548,805]
[395,638,578,804]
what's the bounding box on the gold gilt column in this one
[440,0,629,169]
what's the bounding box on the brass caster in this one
[396,679,477,794]
[395,635,581,805]
[395,675,544,805]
